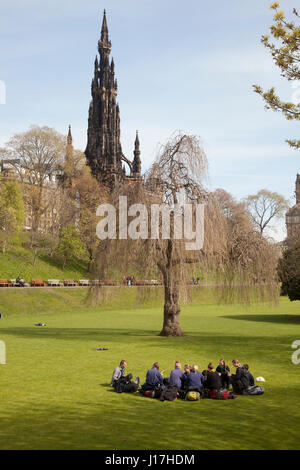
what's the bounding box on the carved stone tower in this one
[85,11,141,187]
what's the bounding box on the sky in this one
[0,0,299,240]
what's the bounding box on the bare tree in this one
[6,125,66,239]
[143,133,208,336]
[245,189,290,235]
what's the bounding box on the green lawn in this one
[0,288,299,450]
[0,241,88,281]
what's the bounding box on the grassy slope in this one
[0,288,299,450]
[0,242,88,281]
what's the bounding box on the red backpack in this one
[209,389,230,400]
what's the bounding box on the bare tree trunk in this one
[159,257,184,337]
[33,247,38,266]
[87,249,94,273]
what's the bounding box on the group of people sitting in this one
[110,358,263,400]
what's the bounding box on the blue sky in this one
[0,0,299,239]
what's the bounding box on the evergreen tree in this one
[278,242,300,301]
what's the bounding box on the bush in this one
[278,242,300,301]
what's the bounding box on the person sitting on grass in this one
[203,363,222,393]
[243,363,255,386]
[230,358,250,395]
[181,364,191,389]
[185,364,205,392]
[216,358,231,390]
[168,361,184,390]
[16,276,25,287]
[141,362,164,393]
[111,360,140,393]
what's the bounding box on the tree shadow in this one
[222,314,300,324]
[0,327,159,341]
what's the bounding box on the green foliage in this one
[253,3,300,149]
[56,225,86,270]
[0,238,88,280]
[278,242,300,300]
[0,179,25,253]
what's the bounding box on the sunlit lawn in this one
[0,289,299,450]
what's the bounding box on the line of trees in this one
[0,125,107,270]
[0,125,295,335]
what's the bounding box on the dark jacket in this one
[204,371,222,391]
[247,371,255,386]
[181,372,190,389]
[216,364,230,375]
[216,364,231,387]
[231,366,250,394]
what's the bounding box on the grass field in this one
[0,241,88,281]
[0,288,299,450]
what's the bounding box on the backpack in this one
[185,391,201,401]
[243,385,264,396]
[144,389,155,398]
[209,389,230,400]
[154,383,164,398]
[114,380,126,393]
[159,386,178,402]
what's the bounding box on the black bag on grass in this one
[159,386,178,402]
[243,385,264,396]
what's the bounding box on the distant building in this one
[286,174,300,242]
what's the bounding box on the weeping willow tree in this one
[91,132,279,337]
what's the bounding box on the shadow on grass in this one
[0,385,299,450]
[0,327,159,340]
[222,314,300,324]
[0,327,297,363]
[37,251,88,275]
